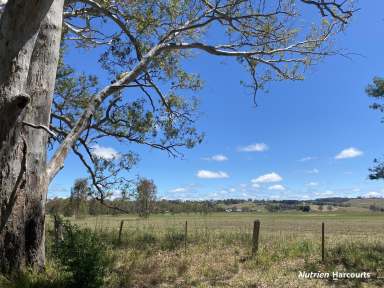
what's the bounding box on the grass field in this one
[50,211,384,288]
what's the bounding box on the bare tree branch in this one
[22,121,57,138]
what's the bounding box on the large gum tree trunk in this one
[0,0,63,273]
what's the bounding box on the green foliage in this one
[135,178,157,217]
[313,242,384,287]
[54,221,112,288]
[366,77,384,181]
[327,242,384,272]
[297,205,311,212]
[55,0,352,202]
[70,178,89,218]
[0,264,68,288]
[366,77,384,98]
[369,158,384,180]
[369,204,384,212]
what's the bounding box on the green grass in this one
[347,198,384,209]
[23,211,384,287]
[64,211,384,241]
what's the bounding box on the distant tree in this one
[70,178,89,218]
[318,204,324,211]
[63,202,74,217]
[326,205,333,211]
[369,204,384,212]
[135,178,157,217]
[302,205,311,212]
[297,204,311,212]
[265,203,280,213]
[366,77,384,180]
[46,197,63,216]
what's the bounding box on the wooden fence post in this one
[321,222,325,262]
[184,220,188,253]
[252,220,260,257]
[118,220,124,244]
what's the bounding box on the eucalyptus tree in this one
[135,178,157,218]
[70,178,89,217]
[0,0,355,272]
[366,77,384,180]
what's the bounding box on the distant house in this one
[235,208,243,212]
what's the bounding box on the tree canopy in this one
[366,77,384,180]
[50,0,355,202]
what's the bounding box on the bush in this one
[297,205,311,212]
[369,204,384,212]
[54,221,111,288]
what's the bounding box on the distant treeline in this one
[47,198,227,216]
[46,197,358,216]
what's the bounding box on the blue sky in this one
[49,1,384,200]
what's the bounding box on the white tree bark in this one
[0,0,63,272]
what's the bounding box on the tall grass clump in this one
[326,241,384,273]
[161,228,185,250]
[0,263,68,288]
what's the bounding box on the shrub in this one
[54,221,111,288]
[369,204,384,212]
[297,205,311,212]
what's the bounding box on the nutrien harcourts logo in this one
[298,271,371,280]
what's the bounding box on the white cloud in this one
[196,170,229,179]
[335,147,363,159]
[239,143,269,152]
[307,182,319,187]
[299,156,317,162]
[251,183,260,188]
[306,168,319,174]
[202,154,228,161]
[315,190,334,197]
[363,191,382,198]
[268,184,285,191]
[252,172,282,183]
[218,187,236,195]
[169,187,187,193]
[91,144,119,160]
